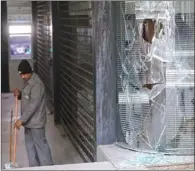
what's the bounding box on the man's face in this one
[20,73,31,81]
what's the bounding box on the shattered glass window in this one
[116,1,194,155]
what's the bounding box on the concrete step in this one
[11,162,116,170]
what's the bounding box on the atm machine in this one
[7,3,33,90]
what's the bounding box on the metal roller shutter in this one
[35,1,52,96]
[58,1,95,162]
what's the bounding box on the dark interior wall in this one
[1,1,10,92]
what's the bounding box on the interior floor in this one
[1,93,83,168]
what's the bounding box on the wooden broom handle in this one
[13,96,18,165]
[9,110,13,163]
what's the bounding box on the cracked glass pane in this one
[116,1,194,155]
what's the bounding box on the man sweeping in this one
[13,60,53,167]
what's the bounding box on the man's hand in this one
[12,88,20,97]
[14,119,23,129]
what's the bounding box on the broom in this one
[4,96,19,169]
[9,110,13,163]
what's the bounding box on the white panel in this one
[7,7,31,14]
[6,0,31,7]
[8,14,32,24]
[9,25,31,34]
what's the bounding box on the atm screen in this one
[9,34,31,59]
